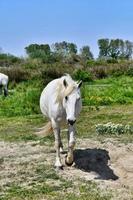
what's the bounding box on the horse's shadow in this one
[74,148,118,180]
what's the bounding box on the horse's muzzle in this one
[68,119,76,126]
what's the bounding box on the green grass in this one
[0,79,43,117]
[77,105,133,143]
[0,104,133,143]
[82,76,133,105]
[0,114,43,142]
[0,76,133,118]
[0,167,111,200]
[0,182,111,200]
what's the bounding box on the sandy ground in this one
[0,138,133,200]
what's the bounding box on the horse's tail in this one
[35,121,53,137]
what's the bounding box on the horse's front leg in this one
[65,125,76,166]
[52,119,63,169]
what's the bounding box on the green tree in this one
[108,39,121,59]
[52,41,77,59]
[124,40,133,59]
[98,38,133,60]
[67,43,77,54]
[25,44,53,63]
[98,39,110,59]
[80,45,93,62]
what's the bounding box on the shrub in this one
[88,60,133,79]
[41,66,64,85]
[126,66,133,76]
[73,69,93,82]
[107,58,118,64]
[95,122,133,135]
[41,63,75,85]
[90,66,108,79]
[23,58,46,70]
[0,67,30,83]
[0,53,21,67]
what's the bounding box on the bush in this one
[73,69,93,82]
[107,58,118,64]
[24,58,43,69]
[41,66,65,85]
[0,67,30,83]
[86,60,133,79]
[41,63,75,85]
[126,66,133,76]
[0,53,21,67]
[95,122,133,135]
[90,66,108,79]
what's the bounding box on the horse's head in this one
[62,78,82,126]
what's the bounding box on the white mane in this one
[55,74,77,103]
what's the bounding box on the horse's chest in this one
[56,107,66,121]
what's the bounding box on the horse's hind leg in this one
[52,119,63,169]
[0,85,2,95]
[4,85,8,97]
[4,88,8,97]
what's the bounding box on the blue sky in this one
[1,0,133,57]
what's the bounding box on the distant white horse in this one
[0,73,8,96]
[39,74,82,169]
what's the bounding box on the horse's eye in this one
[65,96,68,101]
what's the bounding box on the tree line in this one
[25,41,93,64]
[98,39,133,60]
[25,39,133,63]
[0,38,133,67]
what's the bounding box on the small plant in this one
[95,122,133,135]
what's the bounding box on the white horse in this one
[39,74,82,169]
[0,73,9,96]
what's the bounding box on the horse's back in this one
[40,78,60,117]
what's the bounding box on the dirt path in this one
[0,138,133,200]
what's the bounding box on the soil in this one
[0,138,133,200]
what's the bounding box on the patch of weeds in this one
[39,135,54,146]
[54,181,111,200]
[36,165,59,181]
[17,133,39,141]
[35,164,73,189]
[0,158,4,164]
[0,183,59,200]
[0,115,47,142]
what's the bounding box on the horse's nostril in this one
[68,119,76,125]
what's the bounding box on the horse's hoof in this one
[60,147,65,154]
[60,149,67,154]
[65,155,73,166]
[55,166,64,171]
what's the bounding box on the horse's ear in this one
[63,79,68,88]
[78,80,82,88]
